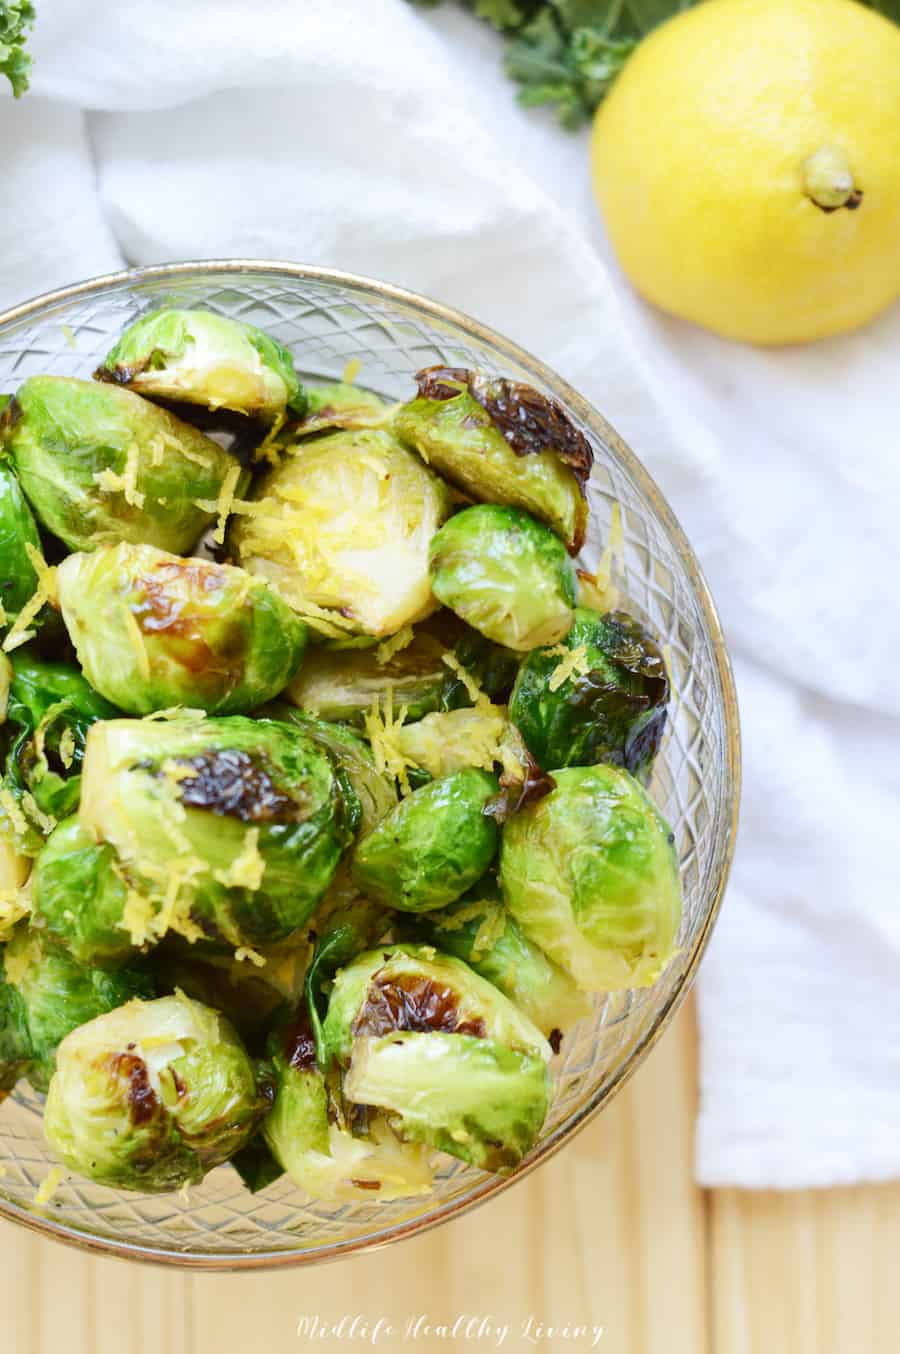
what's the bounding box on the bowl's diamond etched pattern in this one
[0,265,738,1267]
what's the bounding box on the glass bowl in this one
[0,262,740,1268]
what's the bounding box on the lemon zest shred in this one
[61,324,77,350]
[548,642,591,693]
[0,654,11,725]
[34,1167,65,1207]
[2,571,53,653]
[210,463,242,546]
[234,946,267,968]
[342,357,362,385]
[58,728,76,770]
[24,544,58,606]
[375,627,414,666]
[214,828,265,891]
[0,790,29,840]
[364,689,412,795]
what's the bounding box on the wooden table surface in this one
[1,998,896,1354]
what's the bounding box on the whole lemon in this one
[591,0,900,345]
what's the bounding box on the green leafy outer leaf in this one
[0,464,41,633]
[0,2,35,98]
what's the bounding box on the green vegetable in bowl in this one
[0,376,246,553]
[0,464,44,636]
[95,308,307,423]
[75,716,359,953]
[44,993,270,1192]
[509,607,669,777]
[232,427,452,645]
[0,825,30,943]
[500,764,682,992]
[293,381,391,436]
[351,768,499,912]
[33,817,142,968]
[395,367,592,553]
[321,944,551,1173]
[57,543,307,716]
[263,1005,434,1201]
[429,504,577,650]
[407,878,590,1040]
[0,925,153,1093]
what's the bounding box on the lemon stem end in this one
[803,147,862,212]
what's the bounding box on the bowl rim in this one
[0,259,741,1270]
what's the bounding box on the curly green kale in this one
[0,1,35,97]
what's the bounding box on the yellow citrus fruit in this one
[591,0,900,345]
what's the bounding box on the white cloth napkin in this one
[3,0,899,1188]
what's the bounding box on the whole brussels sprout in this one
[351,769,499,912]
[76,716,359,953]
[285,618,453,726]
[395,367,593,554]
[322,945,551,1173]
[32,817,137,968]
[293,381,391,436]
[57,543,307,716]
[500,764,682,992]
[44,993,270,1192]
[232,428,452,644]
[0,377,246,553]
[0,464,44,635]
[2,652,119,840]
[0,925,153,1093]
[96,309,307,423]
[263,705,396,835]
[429,505,577,651]
[408,878,590,1040]
[509,607,669,779]
[263,1006,433,1201]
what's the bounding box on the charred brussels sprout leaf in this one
[0,925,153,1092]
[96,309,307,422]
[322,945,551,1173]
[500,764,682,991]
[429,504,576,650]
[233,428,452,645]
[351,769,500,912]
[292,381,391,436]
[44,994,270,1192]
[58,543,307,716]
[76,716,359,952]
[408,878,590,1039]
[441,626,520,709]
[509,607,669,778]
[2,651,120,834]
[0,464,43,634]
[303,895,391,1067]
[395,367,592,553]
[0,377,246,553]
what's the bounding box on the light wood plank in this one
[710,1181,900,1353]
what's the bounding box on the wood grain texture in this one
[0,998,894,1354]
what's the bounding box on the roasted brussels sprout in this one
[509,607,669,778]
[0,925,153,1093]
[263,1006,433,1201]
[32,817,137,968]
[1,652,119,842]
[388,705,508,782]
[429,505,576,650]
[44,993,270,1192]
[57,543,307,716]
[321,945,551,1173]
[96,309,307,423]
[441,626,520,709]
[408,878,590,1039]
[0,377,246,554]
[74,716,358,954]
[0,464,43,635]
[395,367,593,553]
[500,764,681,991]
[0,827,30,943]
[147,941,303,1047]
[285,619,453,726]
[232,428,452,644]
[351,769,499,912]
[293,381,391,436]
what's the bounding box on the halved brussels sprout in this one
[395,367,593,554]
[0,377,246,553]
[2,652,119,842]
[263,705,396,835]
[0,924,153,1093]
[509,607,669,779]
[96,309,307,423]
[390,705,508,782]
[57,543,307,716]
[322,945,551,1173]
[32,817,137,968]
[44,993,270,1192]
[500,764,681,991]
[292,381,391,436]
[408,878,590,1039]
[77,716,358,953]
[263,1006,433,1201]
[285,618,453,726]
[351,769,499,912]
[0,464,43,634]
[232,428,452,644]
[429,505,576,651]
